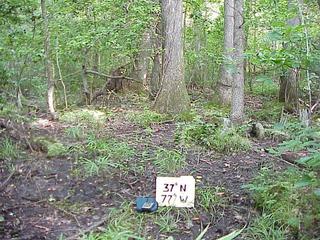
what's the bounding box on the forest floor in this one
[0,93,297,240]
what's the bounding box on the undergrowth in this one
[176,119,251,153]
[245,167,320,239]
[268,122,320,169]
[196,186,227,212]
[127,109,169,127]
[60,109,109,128]
[76,135,135,177]
[0,137,19,161]
[154,148,186,174]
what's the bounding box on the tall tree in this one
[150,20,162,99]
[279,0,300,110]
[218,0,234,105]
[41,0,56,119]
[154,0,189,114]
[133,30,152,87]
[230,0,245,123]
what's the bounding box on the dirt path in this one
[0,112,288,240]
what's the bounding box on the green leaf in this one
[195,224,210,240]
[216,225,246,240]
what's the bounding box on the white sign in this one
[156,176,195,208]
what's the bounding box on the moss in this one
[47,143,67,157]
[32,136,67,157]
[60,108,108,127]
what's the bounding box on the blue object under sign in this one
[135,197,158,213]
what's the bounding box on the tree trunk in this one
[132,30,152,89]
[279,0,300,111]
[82,48,90,104]
[230,0,245,124]
[41,0,57,119]
[154,0,189,114]
[218,0,234,105]
[150,20,162,99]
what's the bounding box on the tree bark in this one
[153,0,189,114]
[132,30,152,89]
[150,20,162,99]
[218,0,234,105]
[82,48,90,104]
[41,0,57,119]
[230,0,245,124]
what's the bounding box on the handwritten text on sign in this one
[156,176,195,207]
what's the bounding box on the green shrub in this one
[176,120,218,147]
[208,129,251,153]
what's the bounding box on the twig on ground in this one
[0,170,16,191]
[50,204,81,227]
[253,146,305,169]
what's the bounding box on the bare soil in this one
[0,106,289,240]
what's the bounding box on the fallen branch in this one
[51,204,81,227]
[85,69,142,83]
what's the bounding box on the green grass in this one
[65,126,86,140]
[60,108,109,128]
[86,135,135,159]
[175,110,198,122]
[244,167,320,239]
[76,136,135,176]
[249,100,284,122]
[0,104,29,123]
[155,208,180,233]
[127,109,169,127]
[154,148,186,174]
[82,203,144,240]
[176,121,251,153]
[245,213,288,240]
[208,129,251,153]
[196,186,227,212]
[0,137,19,160]
[80,156,123,177]
[81,204,195,240]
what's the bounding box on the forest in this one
[0,0,319,239]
